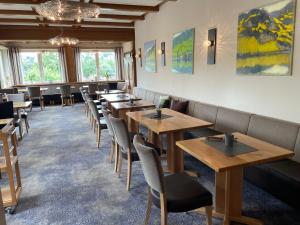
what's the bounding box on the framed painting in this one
[172,28,195,74]
[237,0,296,76]
[144,40,157,73]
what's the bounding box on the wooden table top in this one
[56,86,76,90]
[176,132,294,172]
[13,101,32,109]
[0,118,13,126]
[96,90,125,95]
[102,94,141,103]
[111,100,155,111]
[126,108,213,134]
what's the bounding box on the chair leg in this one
[18,124,23,140]
[40,99,43,110]
[117,150,123,177]
[144,186,153,225]
[24,118,29,133]
[114,144,119,173]
[205,206,213,225]
[97,124,101,149]
[109,139,115,163]
[160,193,168,225]
[126,149,132,191]
[61,98,64,107]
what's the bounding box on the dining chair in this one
[27,86,44,111]
[109,116,160,191]
[6,93,30,133]
[0,101,23,139]
[101,108,116,164]
[0,94,3,103]
[60,85,74,107]
[88,83,98,99]
[80,87,89,117]
[87,99,107,148]
[133,134,213,225]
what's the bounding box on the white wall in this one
[135,0,300,124]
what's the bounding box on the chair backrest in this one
[102,108,114,137]
[0,101,14,119]
[60,85,71,97]
[109,115,131,150]
[88,83,98,94]
[28,86,41,98]
[87,100,100,121]
[6,93,25,102]
[133,135,165,193]
[98,84,109,91]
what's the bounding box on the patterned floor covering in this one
[4,105,300,225]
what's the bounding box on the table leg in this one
[167,132,184,173]
[127,117,139,134]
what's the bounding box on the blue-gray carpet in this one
[5,105,300,225]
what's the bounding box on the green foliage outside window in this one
[80,53,97,81]
[42,52,61,82]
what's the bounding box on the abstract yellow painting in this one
[237,0,296,75]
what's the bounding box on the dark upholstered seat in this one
[152,173,212,213]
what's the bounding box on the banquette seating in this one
[133,87,300,209]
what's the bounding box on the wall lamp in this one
[135,48,142,67]
[157,42,166,66]
[204,28,217,64]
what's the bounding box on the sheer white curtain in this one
[58,47,68,82]
[115,47,124,80]
[0,48,14,88]
[8,47,22,85]
[74,47,82,82]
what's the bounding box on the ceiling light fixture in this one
[49,36,79,47]
[36,0,100,22]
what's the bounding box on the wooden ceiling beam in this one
[0,18,134,27]
[0,1,159,12]
[0,25,135,41]
[0,9,144,20]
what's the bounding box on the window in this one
[80,50,117,81]
[20,50,63,84]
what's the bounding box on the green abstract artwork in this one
[144,40,156,73]
[237,0,296,75]
[172,28,195,74]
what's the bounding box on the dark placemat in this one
[143,112,173,120]
[204,140,257,157]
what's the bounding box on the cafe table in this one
[126,108,213,172]
[176,133,294,225]
[96,90,125,96]
[0,118,14,127]
[13,101,32,116]
[56,86,76,90]
[102,93,141,110]
[111,100,155,121]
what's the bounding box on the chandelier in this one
[36,0,101,22]
[49,36,79,46]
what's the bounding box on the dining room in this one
[0,0,300,225]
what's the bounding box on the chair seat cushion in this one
[21,112,27,119]
[93,100,102,105]
[100,123,107,130]
[184,127,221,140]
[152,173,212,213]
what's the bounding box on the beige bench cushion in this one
[247,115,299,151]
[190,102,218,124]
[215,107,251,134]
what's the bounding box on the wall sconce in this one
[135,48,142,67]
[158,42,166,66]
[205,28,217,64]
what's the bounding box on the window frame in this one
[20,49,63,84]
[79,49,117,82]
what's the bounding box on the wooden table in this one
[102,93,141,109]
[126,108,213,172]
[176,133,294,225]
[13,101,32,111]
[56,86,76,90]
[0,118,13,127]
[96,90,125,96]
[111,100,155,121]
